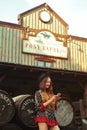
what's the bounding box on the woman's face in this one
[45,77,51,89]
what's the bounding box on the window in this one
[36,56,55,68]
[45,62,51,67]
[38,61,52,68]
[38,61,44,67]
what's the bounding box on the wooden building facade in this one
[0,3,87,130]
[0,3,87,72]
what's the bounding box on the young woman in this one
[35,73,61,130]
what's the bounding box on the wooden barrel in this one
[1,123,22,130]
[13,95,37,127]
[83,85,87,103]
[54,98,74,127]
[79,99,87,130]
[79,84,87,125]
[0,89,15,126]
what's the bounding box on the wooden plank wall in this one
[0,24,87,73]
[21,8,68,35]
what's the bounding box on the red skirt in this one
[35,116,58,126]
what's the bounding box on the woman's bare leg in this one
[50,125,60,130]
[38,122,48,130]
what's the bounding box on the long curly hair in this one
[39,77,55,109]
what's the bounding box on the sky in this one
[0,0,87,38]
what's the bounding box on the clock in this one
[39,10,51,23]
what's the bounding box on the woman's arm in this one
[35,91,61,110]
[35,91,46,111]
[43,93,61,107]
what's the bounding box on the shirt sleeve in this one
[35,91,46,111]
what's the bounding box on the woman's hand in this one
[52,93,61,102]
[56,93,61,100]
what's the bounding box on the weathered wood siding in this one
[0,24,35,66]
[0,25,22,64]
[20,7,68,36]
[0,3,87,73]
[56,39,87,72]
[0,24,87,72]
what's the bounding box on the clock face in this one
[40,11,51,23]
